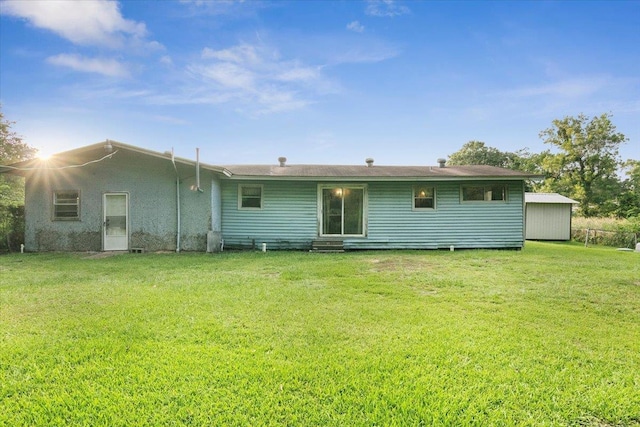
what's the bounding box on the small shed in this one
[525,193,578,241]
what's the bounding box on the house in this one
[2,140,539,252]
[524,193,578,241]
[2,141,227,252]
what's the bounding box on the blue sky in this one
[1,0,638,166]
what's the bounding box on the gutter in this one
[222,175,540,182]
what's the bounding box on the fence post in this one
[585,228,590,247]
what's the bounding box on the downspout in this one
[171,148,181,253]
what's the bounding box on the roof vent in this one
[278,156,287,167]
[437,158,446,168]
[365,158,374,167]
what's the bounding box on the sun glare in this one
[37,150,52,161]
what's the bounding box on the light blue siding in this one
[221,180,318,249]
[351,181,524,249]
[222,180,525,250]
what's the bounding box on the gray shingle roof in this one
[1,140,228,176]
[1,140,541,182]
[223,164,539,180]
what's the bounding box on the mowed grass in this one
[1,243,639,426]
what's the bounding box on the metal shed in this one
[525,193,578,241]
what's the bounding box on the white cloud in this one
[1,0,147,48]
[347,21,365,33]
[505,77,609,98]
[149,115,189,125]
[187,42,328,114]
[331,46,400,64]
[47,53,130,78]
[365,0,410,17]
[159,55,173,66]
[178,0,265,17]
[276,64,320,82]
[201,45,261,65]
[179,0,244,9]
[190,62,256,89]
[255,88,311,114]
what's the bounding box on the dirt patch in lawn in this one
[82,251,128,259]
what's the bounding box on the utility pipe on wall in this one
[195,148,203,193]
[171,148,181,253]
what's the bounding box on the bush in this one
[571,215,639,248]
[0,205,25,252]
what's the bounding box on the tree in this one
[447,141,514,168]
[0,107,36,251]
[447,141,544,191]
[615,160,640,218]
[1,107,35,207]
[538,113,627,217]
[0,112,35,164]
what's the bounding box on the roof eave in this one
[225,174,539,181]
[0,140,229,176]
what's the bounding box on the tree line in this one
[447,113,639,219]
[0,109,36,251]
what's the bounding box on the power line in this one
[1,150,119,171]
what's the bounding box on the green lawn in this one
[1,242,639,426]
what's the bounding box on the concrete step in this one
[311,239,344,252]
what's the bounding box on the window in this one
[462,185,507,202]
[413,186,435,209]
[53,191,80,220]
[239,185,263,209]
[320,185,366,236]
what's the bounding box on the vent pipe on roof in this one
[278,157,287,167]
[365,158,374,167]
[437,158,446,168]
[104,139,113,153]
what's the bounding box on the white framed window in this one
[413,186,435,209]
[461,185,507,202]
[238,184,263,209]
[53,190,80,220]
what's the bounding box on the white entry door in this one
[103,193,129,251]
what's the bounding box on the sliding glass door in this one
[320,186,365,236]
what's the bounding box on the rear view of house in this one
[2,141,539,252]
[222,158,536,250]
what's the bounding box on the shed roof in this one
[223,164,539,181]
[525,193,578,204]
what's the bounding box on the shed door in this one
[103,193,129,251]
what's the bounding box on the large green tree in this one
[0,107,36,251]
[447,141,514,168]
[447,141,545,191]
[538,113,627,217]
